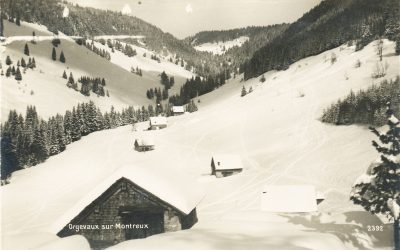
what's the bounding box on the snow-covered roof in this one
[261,185,318,212]
[50,165,204,234]
[150,116,167,126]
[172,106,185,113]
[135,136,155,146]
[212,154,243,170]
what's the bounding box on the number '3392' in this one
[367,225,383,231]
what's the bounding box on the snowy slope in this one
[91,39,195,79]
[194,36,249,55]
[0,42,129,121]
[1,40,399,250]
[1,21,190,121]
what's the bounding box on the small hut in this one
[261,185,323,213]
[211,154,243,178]
[53,167,203,250]
[172,106,185,116]
[149,116,167,130]
[134,137,155,152]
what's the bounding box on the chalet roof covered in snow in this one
[172,106,185,113]
[135,136,155,146]
[149,116,167,126]
[50,165,204,234]
[261,185,318,213]
[212,154,243,170]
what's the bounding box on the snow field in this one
[194,36,249,55]
[1,37,399,250]
[90,39,195,79]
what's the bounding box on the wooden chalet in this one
[172,106,185,116]
[149,116,167,130]
[53,167,203,250]
[134,137,155,152]
[211,154,243,178]
[261,185,324,213]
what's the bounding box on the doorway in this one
[121,211,164,239]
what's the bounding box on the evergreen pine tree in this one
[186,100,198,113]
[67,72,75,88]
[15,12,21,26]
[149,88,154,99]
[31,57,36,68]
[60,51,66,63]
[0,17,3,37]
[350,103,400,249]
[1,111,20,179]
[48,118,59,156]
[24,43,30,56]
[162,87,168,100]
[55,114,66,153]
[6,67,11,77]
[78,104,89,135]
[241,86,247,97]
[5,55,12,65]
[62,70,67,79]
[160,71,169,88]
[30,123,48,164]
[25,106,39,134]
[15,67,22,81]
[51,47,56,61]
[63,110,73,145]
[11,66,16,75]
[70,107,82,141]
[21,58,26,68]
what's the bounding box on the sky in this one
[67,0,322,39]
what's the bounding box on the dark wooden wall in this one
[58,178,198,250]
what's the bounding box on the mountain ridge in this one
[243,0,400,79]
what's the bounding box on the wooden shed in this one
[211,154,243,178]
[52,167,203,250]
[134,137,155,152]
[261,185,323,213]
[172,106,185,116]
[149,116,167,130]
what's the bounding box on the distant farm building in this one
[172,106,185,116]
[53,167,202,250]
[134,137,155,152]
[149,116,167,130]
[211,154,243,178]
[261,185,323,213]
[132,122,149,132]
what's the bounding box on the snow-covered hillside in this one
[0,21,191,121]
[194,36,249,55]
[2,40,398,250]
[90,39,195,79]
